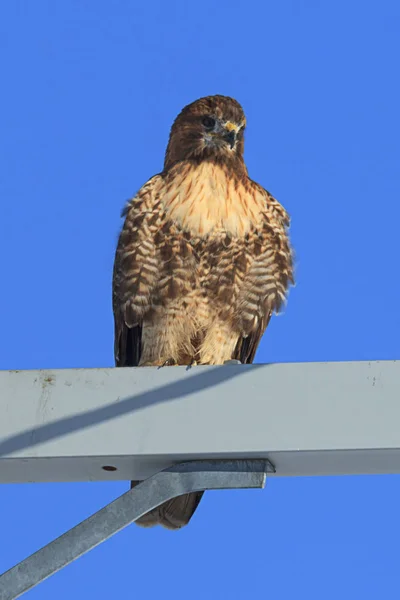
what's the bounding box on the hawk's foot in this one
[158,358,177,369]
[223,359,242,365]
[186,357,198,371]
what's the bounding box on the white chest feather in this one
[161,162,265,236]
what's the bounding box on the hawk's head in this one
[164,95,246,170]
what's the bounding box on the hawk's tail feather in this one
[130,481,204,530]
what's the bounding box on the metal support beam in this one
[0,459,272,600]
[1,361,399,597]
[1,362,400,481]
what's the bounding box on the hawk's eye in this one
[202,116,216,129]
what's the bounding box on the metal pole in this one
[0,459,274,600]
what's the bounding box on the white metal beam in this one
[0,361,399,482]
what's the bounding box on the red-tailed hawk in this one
[113,95,294,529]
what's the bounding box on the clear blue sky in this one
[1,1,400,598]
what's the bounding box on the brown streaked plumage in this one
[112,95,294,529]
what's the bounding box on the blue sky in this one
[1,0,400,598]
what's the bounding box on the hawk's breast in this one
[161,162,266,237]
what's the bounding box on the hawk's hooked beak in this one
[224,130,236,149]
[222,122,239,149]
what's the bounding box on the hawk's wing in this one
[114,321,142,367]
[233,312,272,364]
[233,184,293,364]
[113,175,162,367]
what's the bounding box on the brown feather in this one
[112,95,294,529]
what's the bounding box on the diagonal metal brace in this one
[0,458,275,600]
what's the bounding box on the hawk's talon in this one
[223,359,242,365]
[158,358,176,369]
[186,357,198,371]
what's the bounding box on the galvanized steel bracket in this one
[0,458,275,600]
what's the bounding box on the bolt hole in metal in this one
[102,465,117,472]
